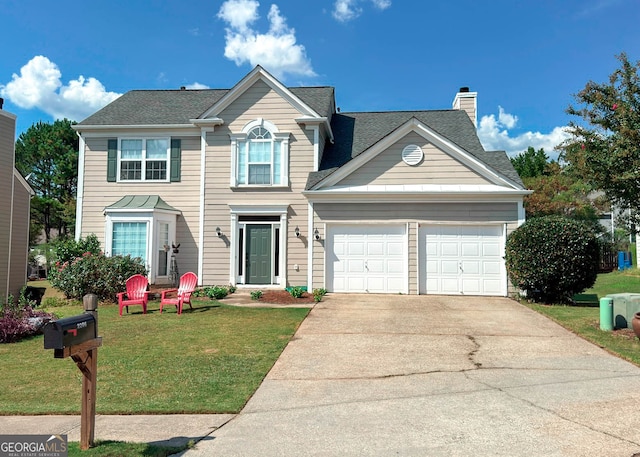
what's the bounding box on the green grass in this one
[68,440,189,457]
[523,269,640,366]
[0,298,309,414]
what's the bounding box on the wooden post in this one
[79,294,98,450]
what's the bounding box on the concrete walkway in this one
[3,294,640,456]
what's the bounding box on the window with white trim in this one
[111,221,147,261]
[119,138,169,181]
[232,120,289,187]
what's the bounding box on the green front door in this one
[246,224,272,284]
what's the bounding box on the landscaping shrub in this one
[313,288,327,303]
[51,234,101,264]
[0,295,55,343]
[250,290,263,301]
[206,286,229,300]
[505,215,600,303]
[288,286,305,299]
[49,252,146,301]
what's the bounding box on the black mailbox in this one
[44,313,97,350]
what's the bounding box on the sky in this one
[1,0,639,159]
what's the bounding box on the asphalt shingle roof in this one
[307,110,523,189]
[78,84,522,190]
[78,87,335,126]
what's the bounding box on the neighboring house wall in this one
[0,110,14,302]
[9,171,31,298]
[0,107,33,302]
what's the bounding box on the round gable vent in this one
[401,144,423,166]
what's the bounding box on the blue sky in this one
[1,0,638,158]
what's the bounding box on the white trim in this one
[307,201,314,290]
[304,188,529,204]
[414,221,420,295]
[198,129,207,286]
[229,205,289,215]
[312,118,522,190]
[73,124,198,131]
[306,124,320,172]
[517,201,526,226]
[280,213,288,287]
[116,137,171,183]
[230,213,238,286]
[75,133,86,240]
[13,169,33,195]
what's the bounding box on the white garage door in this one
[327,225,407,293]
[420,225,505,296]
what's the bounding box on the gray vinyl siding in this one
[201,79,313,287]
[337,132,488,187]
[9,174,30,299]
[0,113,14,301]
[312,202,520,294]
[80,136,202,277]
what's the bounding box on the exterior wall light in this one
[295,226,300,237]
[216,227,222,237]
[314,228,320,241]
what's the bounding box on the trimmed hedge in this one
[505,216,600,303]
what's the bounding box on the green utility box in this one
[606,293,640,329]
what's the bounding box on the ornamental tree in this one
[561,53,640,226]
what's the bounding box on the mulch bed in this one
[258,290,315,305]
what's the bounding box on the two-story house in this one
[0,100,34,303]
[73,66,529,296]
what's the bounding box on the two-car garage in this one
[325,223,506,296]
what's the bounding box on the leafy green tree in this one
[522,162,602,222]
[510,146,550,178]
[561,52,640,227]
[15,119,78,243]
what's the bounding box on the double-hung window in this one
[119,138,169,182]
[232,121,289,187]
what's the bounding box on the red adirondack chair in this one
[159,272,198,315]
[117,274,149,316]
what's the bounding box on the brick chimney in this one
[452,87,477,127]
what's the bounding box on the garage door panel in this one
[483,261,501,275]
[462,260,480,274]
[441,260,459,274]
[328,225,407,294]
[367,242,384,256]
[441,242,459,256]
[421,225,505,296]
[387,260,404,274]
[367,259,384,273]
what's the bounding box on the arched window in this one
[232,120,289,186]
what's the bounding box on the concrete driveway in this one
[181,294,640,457]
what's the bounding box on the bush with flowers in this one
[49,235,147,301]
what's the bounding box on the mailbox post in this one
[43,293,101,450]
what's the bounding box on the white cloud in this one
[477,106,570,160]
[332,0,391,22]
[185,82,210,89]
[217,0,315,79]
[0,55,121,121]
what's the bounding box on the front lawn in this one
[0,299,309,414]
[524,269,640,366]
